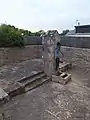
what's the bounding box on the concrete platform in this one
[59,62,72,72]
[0,71,50,105]
[4,83,25,98]
[0,88,9,105]
[0,114,3,120]
[52,72,71,85]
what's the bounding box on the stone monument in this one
[41,30,60,77]
[41,30,71,84]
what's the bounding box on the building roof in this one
[75,25,90,28]
[66,34,90,37]
[66,30,76,35]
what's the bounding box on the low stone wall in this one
[0,45,42,66]
[61,46,90,69]
[60,36,90,48]
[24,36,42,45]
[0,45,90,70]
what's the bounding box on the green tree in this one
[34,30,46,36]
[60,29,69,36]
[0,24,24,47]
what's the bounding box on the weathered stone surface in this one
[0,88,8,100]
[0,59,44,90]
[52,72,71,85]
[59,62,72,72]
[0,45,42,66]
[61,46,90,87]
[0,88,9,105]
[60,35,90,48]
[61,46,90,66]
[0,114,3,120]
[0,80,90,120]
[42,30,60,76]
[4,82,25,98]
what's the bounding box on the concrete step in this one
[60,73,66,77]
[0,71,51,105]
[52,72,71,85]
[23,73,47,87]
[18,71,51,92]
[0,88,9,105]
[4,71,48,98]
[25,76,51,92]
[59,62,72,72]
[0,114,3,120]
[4,83,24,98]
[18,71,44,83]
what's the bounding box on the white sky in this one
[0,0,90,32]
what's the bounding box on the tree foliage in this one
[0,24,45,47]
[0,24,24,47]
[34,30,46,36]
[60,29,69,36]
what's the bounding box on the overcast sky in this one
[0,0,90,32]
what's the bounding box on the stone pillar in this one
[42,30,60,77]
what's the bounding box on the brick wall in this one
[0,45,42,66]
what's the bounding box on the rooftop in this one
[75,24,90,27]
[66,33,90,37]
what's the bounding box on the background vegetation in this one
[0,24,45,47]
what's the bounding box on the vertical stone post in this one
[42,30,60,77]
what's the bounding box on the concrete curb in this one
[59,62,72,72]
[0,71,51,106]
[0,88,9,106]
[18,71,44,83]
[0,62,72,105]
[5,83,25,98]
[0,83,25,106]
[52,72,71,85]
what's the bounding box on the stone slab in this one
[42,30,60,77]
[18,71,44,83]
[0,59,44,90]
[4,83,25,98]
[25,77,51,92]
[0,88,8,100]
[0,88,9,105]
[59,62,72,72]
[0,114,3,120]
[52,72,71,85]
[60,72,66,77]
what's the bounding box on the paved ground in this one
[0,66,90,120]
[0,58,90,120]
[0,81,90,120]
[0,59,43,90]
[68,64,90,88]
